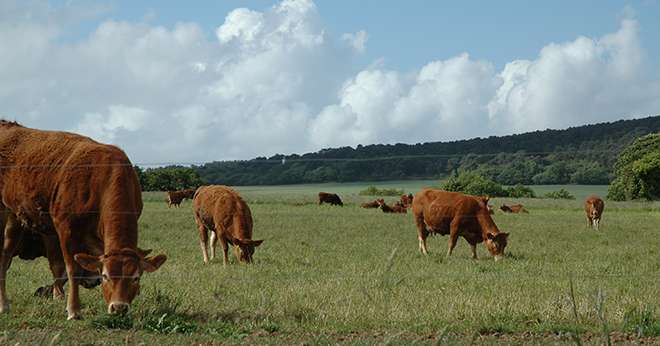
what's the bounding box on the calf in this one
[400,193,414,208]
[361,199,384,209]
[500,203,529,213]
[412,189,509,260]
[166,189,196,208]
[584,195,605,230]
[378,200,407,214]
[193,185,264,265]
[318,192,343,206]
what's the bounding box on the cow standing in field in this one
[166,189,196,208]
[0,120,166,320]
[412,189,509,260]
[584,196,605,230]
[361,199,383,209]
[500,203,529,213]
[318,192,343,206]
[193,185,264,265]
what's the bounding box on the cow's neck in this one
[477,213,499,238]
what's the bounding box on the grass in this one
[1,182,659,345]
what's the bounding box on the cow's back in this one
[413,189,486,232]
[0,121,142,234]
[193,185,253,239]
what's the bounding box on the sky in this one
[1,0,660,164]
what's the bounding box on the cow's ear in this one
[237,239,263,247]
[74,253,102,272]
[136,247,153,257]
[499,232,509,239]
[141,255,167,273]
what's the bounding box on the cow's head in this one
[485,233,509,261]
[587,203,599,219]
[231,238,264,263]
[74,248,166,314]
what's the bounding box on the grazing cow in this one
[361,199,384,209]
[193,185,263,265]
[166,189,196,208]
[584,195,605,230]
[500,203,529,213]
[400,193,414,208]
[378,200,408,214]
[0,120,166,320]
[412,189,509,260]
[318,192,343,206]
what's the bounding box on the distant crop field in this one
[1,184,659,345]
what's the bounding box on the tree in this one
[607,133,660,200]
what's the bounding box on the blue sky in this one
[2,0,660,163]
[93,0,660,70]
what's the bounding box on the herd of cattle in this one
[0,121,605,321]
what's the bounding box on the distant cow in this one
[361,199,384,209]
[378,200,407,214]
[500,203,529,213]
[584,195,605,230]
[400,193,414,208]
[318,192,343,206]
[412,189,509,260]
[166,189,196,208]
[193,185,264,265]
[0,120,166,320]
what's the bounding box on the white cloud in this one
[342,30,368,53]
[1,0,659,164]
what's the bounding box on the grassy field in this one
[1,183,659,345]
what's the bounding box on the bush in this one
[358,186,404,196]
[543,188,575,200]
[506,184,537,198]
[608,133,660,201]
[441,172,508,197]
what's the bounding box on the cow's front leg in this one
[44,235,66,299]
[57,230,82,320]
[447,221,460,258]
[470,243,478,260]
[0,214,22,313]
[219,237,229,266]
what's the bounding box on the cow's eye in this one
[102,274,109,282]
[132,277,140,284]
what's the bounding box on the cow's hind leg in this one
[446,220,460,258]
[414,212,429,255]
[0,213,22,313]
[197,223,210,264]
[209,231,218,261]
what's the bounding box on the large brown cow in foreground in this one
[0,121,166,320]
[584,195,605,230]
[193,185,263,265]
[500,203,529,213]
[166,189,196,208]
[318,192,343,206]
[412,189,509,260]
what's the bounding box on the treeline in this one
[135,166,204,191]
[193,116,660,186]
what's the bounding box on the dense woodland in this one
[137,116,659,189]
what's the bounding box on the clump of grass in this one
[623,306,659,336]
[90,313,134,330]
[358,186,404,196]
[134,289,198,334]
[544,188,575,200]
[206,321,250,339]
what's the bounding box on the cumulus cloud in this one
[1,0,658,163]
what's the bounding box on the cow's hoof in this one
[67,311,82,320]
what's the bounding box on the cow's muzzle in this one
[108,302,129,314]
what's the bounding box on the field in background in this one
[1,184,659,345]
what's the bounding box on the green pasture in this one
[1,183,659,345]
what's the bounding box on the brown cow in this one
[400,193,414,208]
[318,192,343,206]
[166,189,196,208]
[361,199,384,209]
[412,189,509,260]
[378,200,408,214]
[500,203,529,213]
[193,185,263,265]
[584,195,605,230]
[0,121,166,320]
